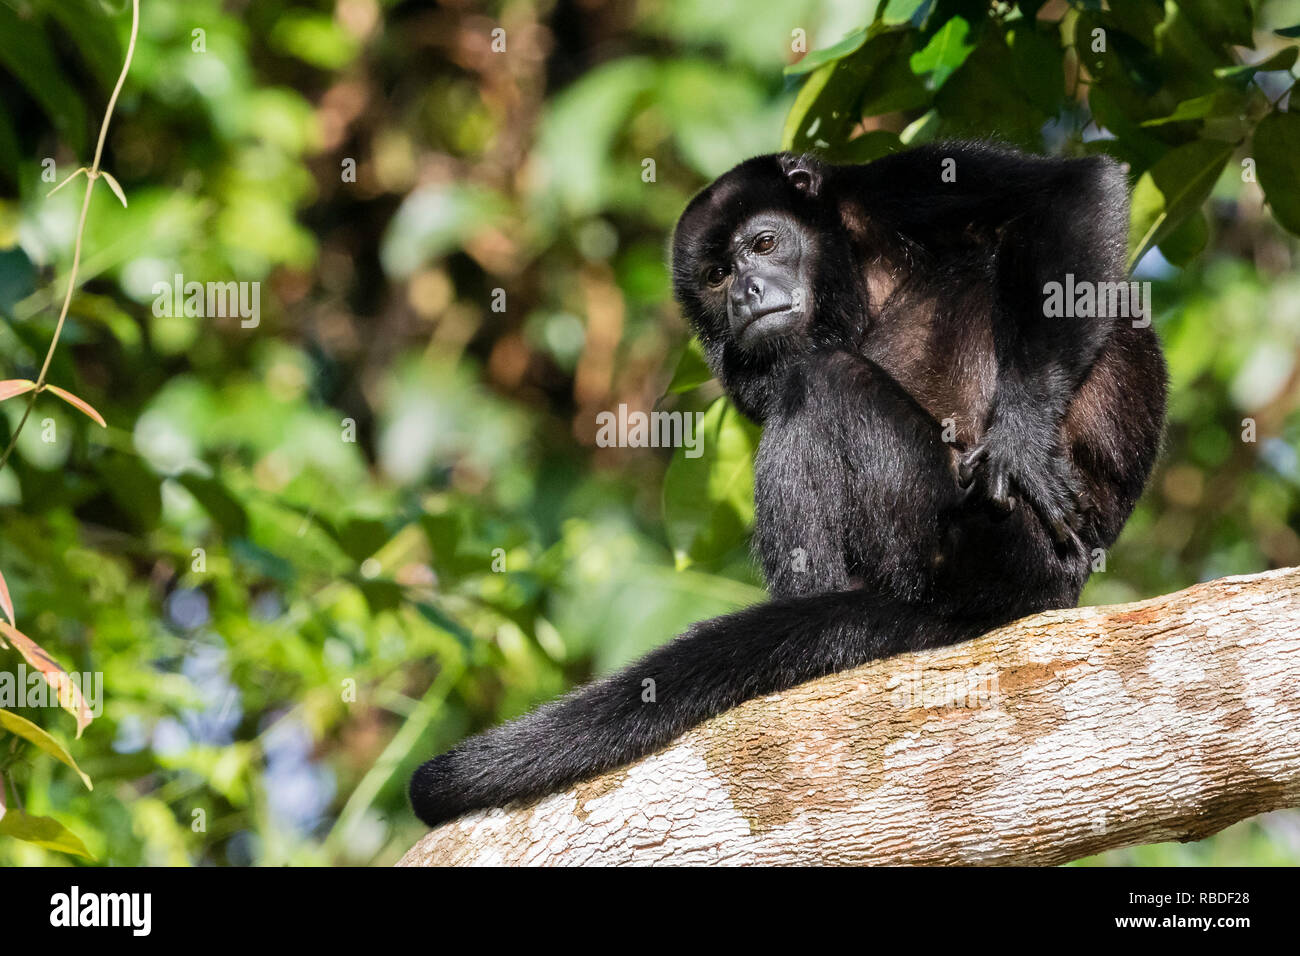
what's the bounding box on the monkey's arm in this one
[861,145,1130,544]
[972,152,1129,544]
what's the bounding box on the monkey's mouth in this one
[735,304,800,346]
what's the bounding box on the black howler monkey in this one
[409,142,1166,828]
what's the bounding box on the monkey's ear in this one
[779,154,822,197]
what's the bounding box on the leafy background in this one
[0,0,1298,865]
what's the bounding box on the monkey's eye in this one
[752,234,777,254]
[705,266,729,287]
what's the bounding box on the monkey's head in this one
[671,153,866,419]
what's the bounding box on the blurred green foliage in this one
[0,0,1297,866]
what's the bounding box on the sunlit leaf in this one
[883,0,931,27]
[43,384,107,427]
[665,340,713,395]
[0,808,94,859]
[0,708,92,789]
[910,16,974,91]
[663,396,760,570]
[1213,47,1298,83]
[785,26,869,77]
[0,623,93,737]
[1140,89,1247,127]
[1127,139,1233,271]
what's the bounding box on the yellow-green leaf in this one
[0,808,94,859]
[0,708,92,790]
[1127,139,1233,271]
[662,396,760,570]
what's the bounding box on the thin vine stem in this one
[0,0,140,473]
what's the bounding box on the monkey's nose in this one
[736,274,764,304]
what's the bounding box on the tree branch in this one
[400,567,1300,866]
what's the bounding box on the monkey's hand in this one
[957,433,1091,548]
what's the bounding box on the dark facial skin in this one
[708,213,815,348]
[672,154,868,420]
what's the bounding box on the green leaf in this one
[783,31,928,151]
[834,129,903,163]
[1213,47,1299,83]
[883,0,931,27]
[1174,0,1254,49]
[662,397,760,570]
[1127,139,1234,270]
[783,61,844,151]
[0,708,92,789]
[1140,89,1247,127]
[1006,21,1065,115]
[0,5,87,152]
[899,108,940,145]
[176,472,250,538]
[933,33,1044,148]
[337,516,395,563]
[95,454,162,531]
[0,808,94,859]
[665,340,713,395]
[1253,111,1300,237]
[910,16,975,91]
[785,26,869,77]
[356,578,402,614]
[36,0,123,88]
[857,31,930,116]
[1158,209,1209,266]
[1087,87,1167,174]
[413,601,474,650]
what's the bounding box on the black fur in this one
[410,142,1167,828]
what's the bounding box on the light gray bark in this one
[401,567,1300,866]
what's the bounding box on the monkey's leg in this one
[411,353,999,828]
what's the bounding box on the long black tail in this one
[410,588,991,827]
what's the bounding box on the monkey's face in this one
[672,155,834,356]
[671,154,865,418]
[707,212,816,349]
